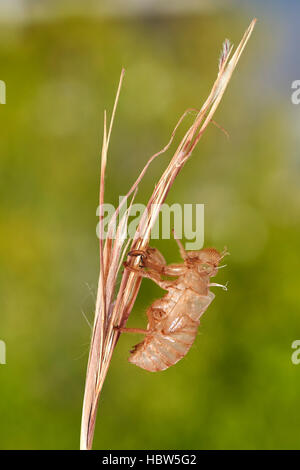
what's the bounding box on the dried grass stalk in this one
[80,19,256,450]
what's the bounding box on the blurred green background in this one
[0,0,300,450]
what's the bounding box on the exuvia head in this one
[185,247,229,276]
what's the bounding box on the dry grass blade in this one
[80,19,256,450]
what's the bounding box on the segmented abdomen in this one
[128,291,215,372]
[128,326,197,372]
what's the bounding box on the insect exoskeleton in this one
[117,236,228,372]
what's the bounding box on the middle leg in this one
[123,262,171,290]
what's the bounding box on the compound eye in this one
[200,263,209,270]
